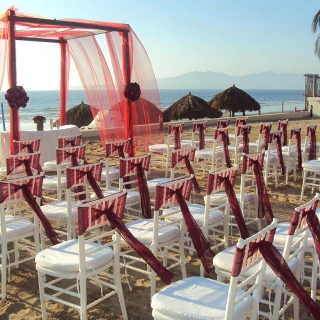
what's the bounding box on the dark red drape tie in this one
[307,127,317,160]
[114,145,125,158]
[218,176,250,239]
[278,121,288,146]
[249,158,274,224]
[219,131,232,168]
[127,161,152,219]
[8,159,33,176]
[0,182,60,245]
[271,133,285,176]
[291,129,302,171]
[177,155,200,193]
[235,240,320,319]
[96,206,174,284]
[65,138,76,147]
[193,123,206,150]
[21,143,34,153]
[171,186,215,273]
[168,125,182,150]
[262,126,271,151]
[57,150,79,167]
[241,127,250,154]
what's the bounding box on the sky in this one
[1,0,320,90]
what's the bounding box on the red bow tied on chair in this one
[307,126,317,160]
[193,123,206,150]
[8,158,33,176]
[65,138,76,147]
[216,130,232,168]
[162,184,215,273]
[67,167,104,201]
[217,176,250,239]
[57,150,79,167]
[290,128,302,171]
[0,181,60,245]
[106,143,126,158]
[239,126,251,154]
[278,121,288,146]
[80,200,174,285]
[174,154,200,193]
[126,160,152,219]
[248,158,274,224]
[168,125,183,150]
[21,143,34,153]
[270,132,286,176]
[261,125,271,151]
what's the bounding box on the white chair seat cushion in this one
[151,276,252,320]
[0,216,34,240]
[125,219,179,245]
[41,200,78,220]
[42,176,67,189]
[163,204,223,225]
[42,160,71,172]
[35,239,113,272]
[90,189,140,205]
[213,246,299,283]
[0,166,6,176]
[302,160,320,170]
[205,192,255,206]
[101,167,119,181]
[228,145,243,152]
[195,149,223,159]
[149,144,173,153]
[147,178,170,192]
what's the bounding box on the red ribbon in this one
[193,122,207,150]
[290,128,302,171]
[269,132,286,176]
[307,126,317,160]
[278,120,288,146]
[168,124,183,150]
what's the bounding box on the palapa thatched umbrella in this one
[208,85,260,117]
[163,92,222,122]
[66,101,94,128]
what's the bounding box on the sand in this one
[0,117,319,319]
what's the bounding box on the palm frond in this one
[314,34,320,59]
[312,10,320,33]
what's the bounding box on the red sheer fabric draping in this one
[7,153,42,176]
[260,123,272,150]
[216,119,230,128]
[58,135,82,148]
[214,128,231,168]
[0,14,7,92]
[290,128,302,171]
[106,140,131,158]
[171,148,200,192]
[206,168,237,195]
[120,155,152,219]
[13,139,40,154]
[278,120,288,146]
[307,125,317,161]
[155,178,214,273]
[193,122,206,150]
[242,153,274,223]
[56,146,86,166]
[0,176,60,245]
[78,192,173,284]
[106,29,164,152]
[269,131,286,176]
[168,124,184,149]
[236,125,251,154]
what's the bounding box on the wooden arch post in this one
[122,31,133,156]
[59,39,67,126]
[7,9,19,153]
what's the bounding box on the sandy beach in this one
[0,116,320,319]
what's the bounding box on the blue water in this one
[0,89,305,130]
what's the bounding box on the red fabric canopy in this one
[0,8,164,153]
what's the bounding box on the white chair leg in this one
[311,253,318,301]
[38,271,47,320]
[300,170,307,200]
[79,271,87,320]
[179,231,187,279]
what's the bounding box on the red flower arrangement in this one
[5,86,29,109]
[123,82,141,102]
[33,115,46,124]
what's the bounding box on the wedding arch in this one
[0,7,164,154]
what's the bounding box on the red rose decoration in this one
[123,82,141,102]
[5,86,29,110]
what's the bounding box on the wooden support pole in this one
[59,40,67,126]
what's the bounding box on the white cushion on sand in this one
[151,276,252,320]
[42,160,71,172]
[101,167,119,181]
[41,200,78,220]
[125,219,179,245]
[302,160,320,170]
[213,245,299,282]
[42,176,67,189]
[0,216,34,240]
[163,204,223,225]
[147,178,170,192]
[35,239,113,272]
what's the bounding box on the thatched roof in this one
[66,101,94,127]
[208,85,260,116]
[163,92,222,122]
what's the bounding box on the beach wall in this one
[80,111,310,138]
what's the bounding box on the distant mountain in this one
[156,71,304,90]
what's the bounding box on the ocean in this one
[0,89,305,130]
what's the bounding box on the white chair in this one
[42,145,86,201]
[119,175,193,297]
[41,161,103,240]
[0,174,43,300]
[180,120,207,149]
[151,219,278,320]
[228,124,251,165]
[249,122,272,152]
[36,190,128,320]
[13,138,41,154]
[0,152,42,179]
[277,119,289,146]
[103,138,130,190]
